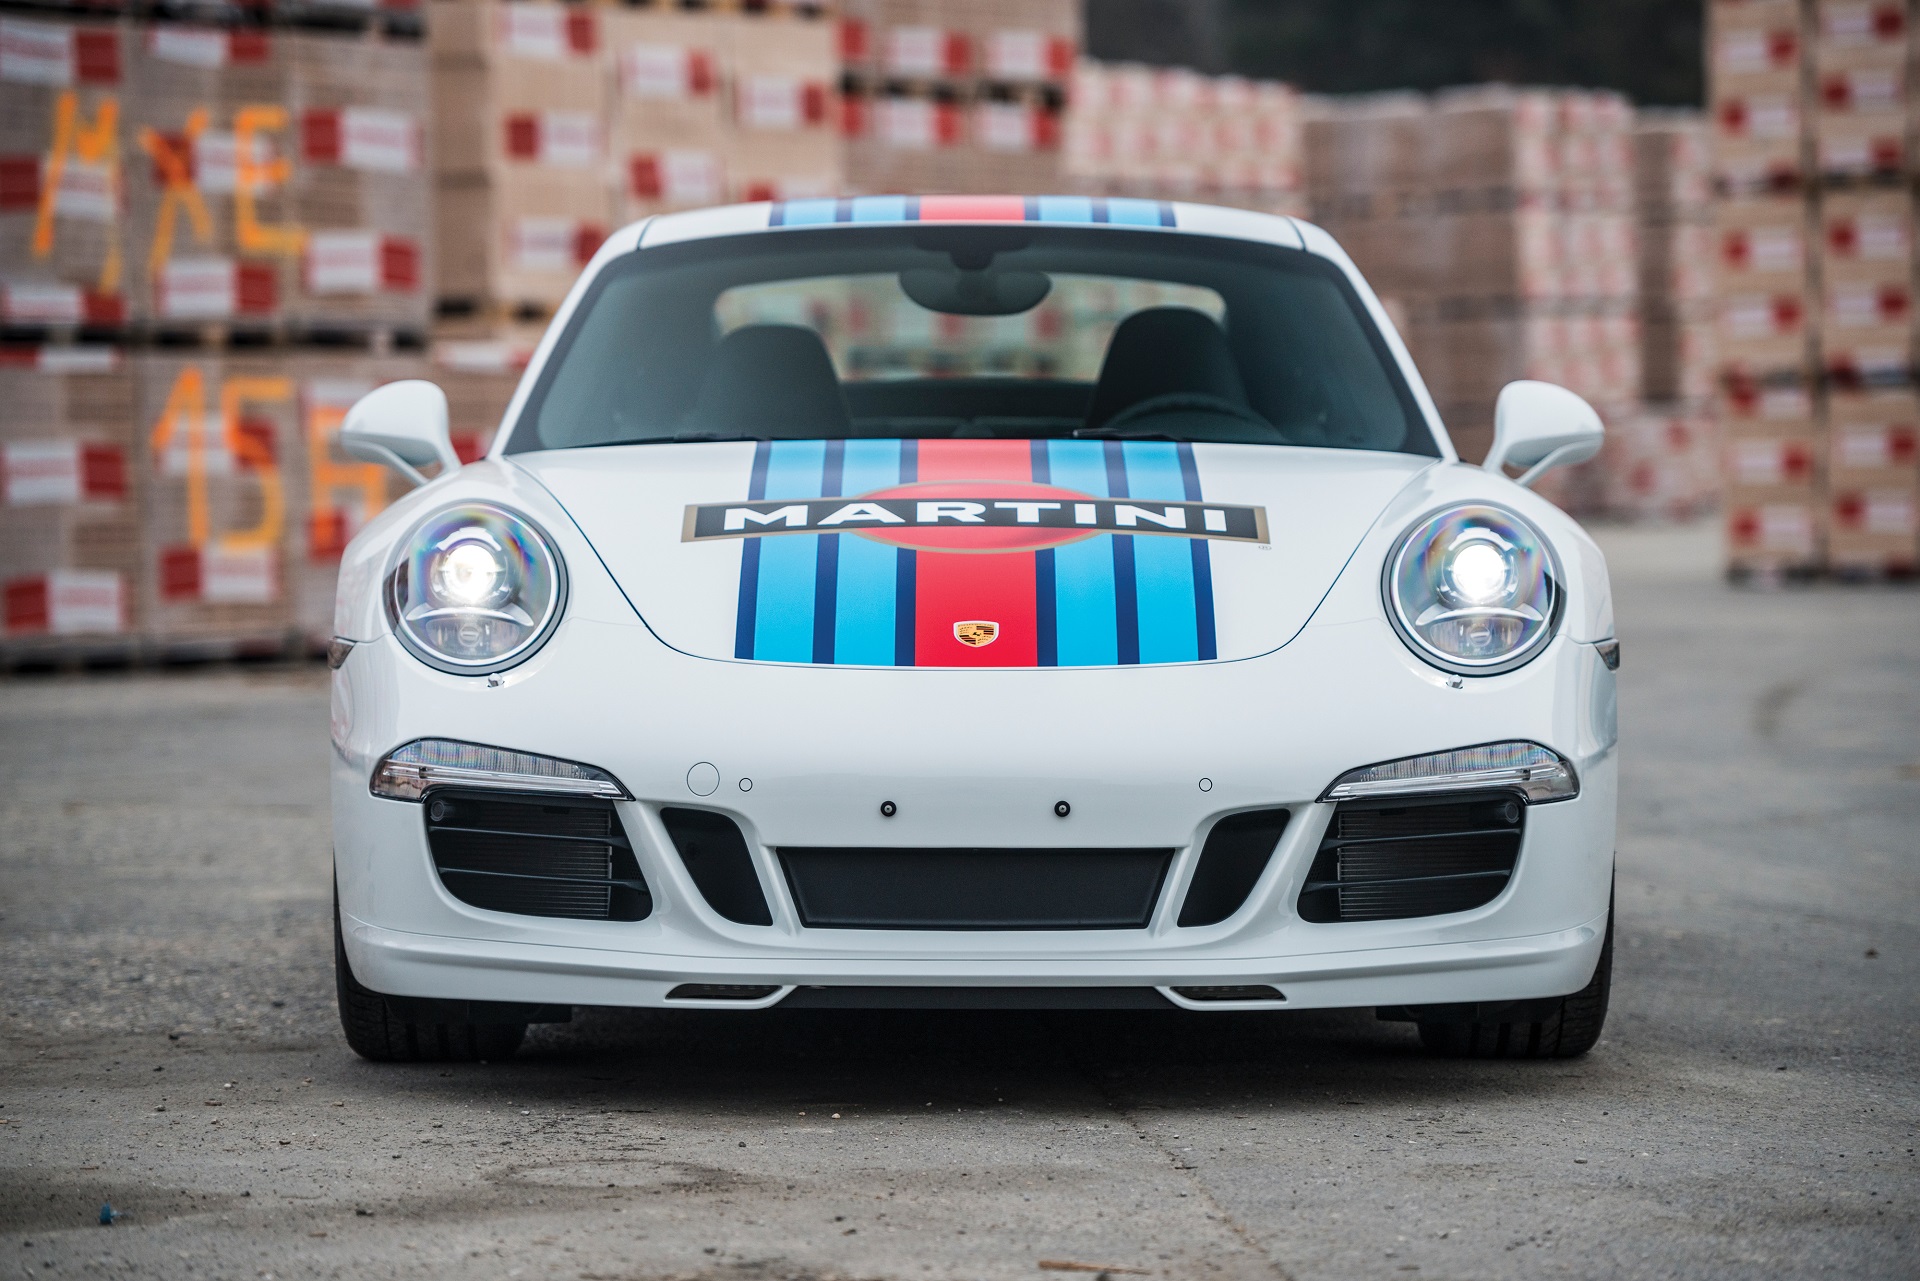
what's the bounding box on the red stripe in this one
[917,195,1027,222]
[913,440,1038,666]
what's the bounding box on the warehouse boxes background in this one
[5,0,1910,664]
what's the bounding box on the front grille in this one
[779,847,1174,930]
[1296,791,1523,923]
[425,788,650,922]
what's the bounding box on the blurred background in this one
[0,0,1910,666]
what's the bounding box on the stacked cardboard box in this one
[841,0,1073,197]
[2,12,430,335]
[431,0,611,313]
[1602,110,1725,522]
[0,346,141,657]
[1813,0,1918,573]
[1064,59,1304,216]
[0,14,130,330]
[284,28,432,331]
[1306,87,1642,470]
[609,4,839,217]
[1709,0,1920,575]
[431,0,841,319]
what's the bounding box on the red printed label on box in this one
[984,31,1073,80]
[3,569,125,636]
[504,112,598,167]
[1,439,126,505]
[496,6,594,60]
[509,217,602,272]
[304,108,419,174]
[619,44,716,99]
[1836,424,1919,469]
[875,97,960,149]
[1,17,77,86]
[629,149,723,205]
[737,76,828,131]
[1729,438,1816,486]
[884,27,969,77]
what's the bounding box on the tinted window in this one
[509,226,1434,456]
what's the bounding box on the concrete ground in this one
[0,521,1914,1280]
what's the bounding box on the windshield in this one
[507,226,1435,456]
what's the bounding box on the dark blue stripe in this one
[1030,438,1057,666]
[768,202,785,227]
[894,439,918,666]
[907,195,923,221]
[1178,442,1217,661]
[836,196,854,222]
[1092,197,1109,223]
[1159,200,1177,227]
[812,439,845,664]
[1104,441,1139,665]
[733,440,773,659]
[1023,195,1040,221]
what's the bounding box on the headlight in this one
[1384,504,1562,675]
[386,503,566,674]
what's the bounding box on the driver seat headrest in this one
[683,324,850,438]
[1085,306,1248,430]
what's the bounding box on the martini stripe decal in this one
[750,440,826,662]
[1042,440,1118,667]
[768,196,1177,229]
[912,439,1039,668]
[833,438,905,665]
[1124,441,1201,665]
[729,438,1219,666]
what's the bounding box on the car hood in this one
[516,439,1433,668]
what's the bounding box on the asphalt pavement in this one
[1,521,1914,1280]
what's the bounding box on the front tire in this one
[334,894,526,1062]
[1418,902,1613,1060]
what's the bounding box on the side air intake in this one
[660,808,774,926]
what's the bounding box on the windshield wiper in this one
[1070,426,1183,441]
[584,432,773,447]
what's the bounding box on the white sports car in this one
[330,195,1618,1064]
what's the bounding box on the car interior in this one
[513,226,1435,456]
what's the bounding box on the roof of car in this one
[628,194,1315,254]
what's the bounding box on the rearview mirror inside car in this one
[341,380,460,487]
[1482,380,1604,488]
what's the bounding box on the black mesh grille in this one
[425,789,650,922]
[1178,809,1291,927]
[660,808,774,926]
[778,847,1173,930]
[1297,791,1523,923]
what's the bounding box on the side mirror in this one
[341,380,460,487]
[1482,380,1604,488]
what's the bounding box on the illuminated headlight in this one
[1385,504,1562,675]
[371,739,628,801]
[1320,741,1578,804]
[386,503,566,674]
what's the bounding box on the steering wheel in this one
[1090,392,1276,437]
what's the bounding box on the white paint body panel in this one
[334,202,1617,1011]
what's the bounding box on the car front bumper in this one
[332,613,1618,1012]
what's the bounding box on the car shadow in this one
[396,1005,1614,1116]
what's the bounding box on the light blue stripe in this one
[1121,442,1198,663]
[752,440,827,661]
[850,195,912,223]
[1035,195,1095,223]
[832,438,902,665]
[1044,440,1118,667]
[780,199,839,226]
[1107,198,1167,227]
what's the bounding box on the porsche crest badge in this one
[953,621,999,647]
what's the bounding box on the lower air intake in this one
[1297,791,1523,923]
[779,847,1174,930]
[425,789,650,922]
